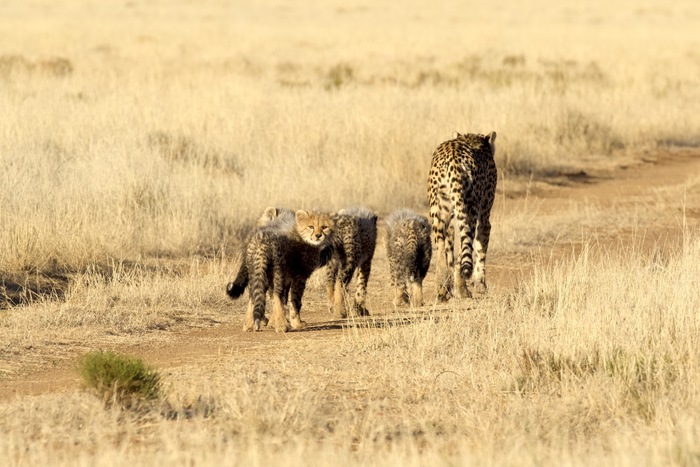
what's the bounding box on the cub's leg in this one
[243,298,255,332]
[325,259,339,313]
[334,264,357,318]
[409,280,424,307]
[268,292,289,332]
[268,269,289,332]
[280,283,291,321]
[289,280,307,330]
[392,280,409,307]
[353,258,372,316]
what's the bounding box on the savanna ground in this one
[1,0,700,465]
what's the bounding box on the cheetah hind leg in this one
[333,280,348,318]
[393,282,409,307]
[471,221,489,296]
[325,260,338,314]
[334,266,356,318]
[437,281,452,302]
[243,299,255,332]
[435,249,453,303]
[469,267,488,297]
[437,220,456,302]
[268,294,290,332]
[409,281,424,307]
[287,281,307,331]
[351,261,371,316]
[454,267,472,299]
[288,293,306,330]
[352,302,370,317]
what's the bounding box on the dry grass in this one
[2,0,700,275]
[2,0,700,464]
[2,234,699,465]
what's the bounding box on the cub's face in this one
[295,210,334,246]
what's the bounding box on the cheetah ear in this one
[487,131,497,152]
[295,210,309,222]
[262,206,278,221]
[337,208,347,216]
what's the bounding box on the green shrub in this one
[80,350,162,407]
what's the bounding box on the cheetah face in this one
[295,210,334,246]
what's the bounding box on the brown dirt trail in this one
[2,149,699,402]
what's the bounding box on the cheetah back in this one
[427,131,497,300]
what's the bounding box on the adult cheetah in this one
[427,131,497,301]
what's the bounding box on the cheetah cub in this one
[428,131,497,301]
[385,209,432,307]
[326,207,378,317]
[226,207,295,301]
[241,209,334,332]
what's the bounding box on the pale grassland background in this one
[2,0,700,465]
[1,0,700,273]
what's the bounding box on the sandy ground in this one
[2,149,699,402]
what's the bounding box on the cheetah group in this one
[227,131,497,332]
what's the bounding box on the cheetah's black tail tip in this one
[226,280,246,300]
[226,262,249,300]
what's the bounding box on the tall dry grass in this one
[1,2,700,462]
[2,233,699,465]
[3,167,695,378]
[1,0,700,274]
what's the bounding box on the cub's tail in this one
[248,235,270,331]
[226,260,248,300]
[400,220,422,281]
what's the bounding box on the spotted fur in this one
[326,207,378,317]
[385,208,432,307]
[242,210,334,332]
[427,131,497,300]
[226,207,295,300]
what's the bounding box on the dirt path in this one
[2,149,699,401]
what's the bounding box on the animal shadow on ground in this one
[300,306,458,332]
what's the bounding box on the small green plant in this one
[80,350,162,408]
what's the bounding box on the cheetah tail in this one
[225,261,248,299]
[401,234,421,279]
